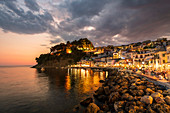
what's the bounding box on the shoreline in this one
[77,69,170,113]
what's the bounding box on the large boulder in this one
[86,103,100,113]
[151,92,163,99]
[140,96,153,104]
[95,87,104,95]
[165,96,170,105]
[154,97,165,104]
[80,97,93,106]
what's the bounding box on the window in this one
[163,60,165,63]
[140,55,143,58]
[162,54,165,57]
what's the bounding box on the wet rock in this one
[154,97,165,104]
[147,84,155,88]
[100,104,109,112]
[137,90,144,96]
[120,81,128,86]
[80,97,93,106]
[98,95,107,102]
[157,90,163,94]
[151,92,163,99]
[109,92,120,103]
[104,86,110,95]
[146,88,155,94]
[140,96,153,104]
[110,85,120,91]
[95,87,104,95]
[121,85,128,90]
[86,103,100,113]
[136,101,145,106]
[128,95,134,101]
[130,85,136,90]
[114,101,125,111]
[136,81,144,85]
[146,105,156,113]
[165,96,170,105]
[121,93,130,100]
[153,103,170,113]
[128,106,139,113]
[121,89,128,94]
[130,78,140,83]
[137,85,146,90]
[130,90,138,96]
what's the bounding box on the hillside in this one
[34,38,94,68]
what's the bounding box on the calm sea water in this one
[0,67,108,113]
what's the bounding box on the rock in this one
[110,85,120,92]
[130,85,136,90]
[97,95,107,102]
[136,101,145,106]
[137,85,146,90]
[121,89,128,94]
[120,81,128,86]
[157,90,163,94]
[140,96,153,104]
[146,88,155,94]
[73,105,80,112]
[154,97,165,104]
[100,104,109,112]
[128,95,134,101]
[99,80,105,83]
[114,101,125,111]
[146,105,156,113]
[128,106,139,113]
[130,90,138,96]
[95,87,104,95]
[136,81,144,85]
[130,78,140,83]
[153,103,170,113]
[104,86,110,95]
[121,93,130,100]
[86,103,100,113]
[121,85,128,89]
[165,96,170,105]
[109,92,120,103]
[151,92,163,99]
[80,97,93,106]
[137,90,144,96]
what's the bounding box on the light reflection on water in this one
[0,67,108,113]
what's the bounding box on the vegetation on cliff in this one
[35,38,94,67]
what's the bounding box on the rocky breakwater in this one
[79,70,170,113]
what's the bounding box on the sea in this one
[0,66,108,113]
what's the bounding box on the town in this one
[45,38,170,80]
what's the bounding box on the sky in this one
[0,0,170,65]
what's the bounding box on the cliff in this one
[34,38,93,68]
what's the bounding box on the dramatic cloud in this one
[0,0,55,34]
[0,0,170,46]
[24,0,40,11]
